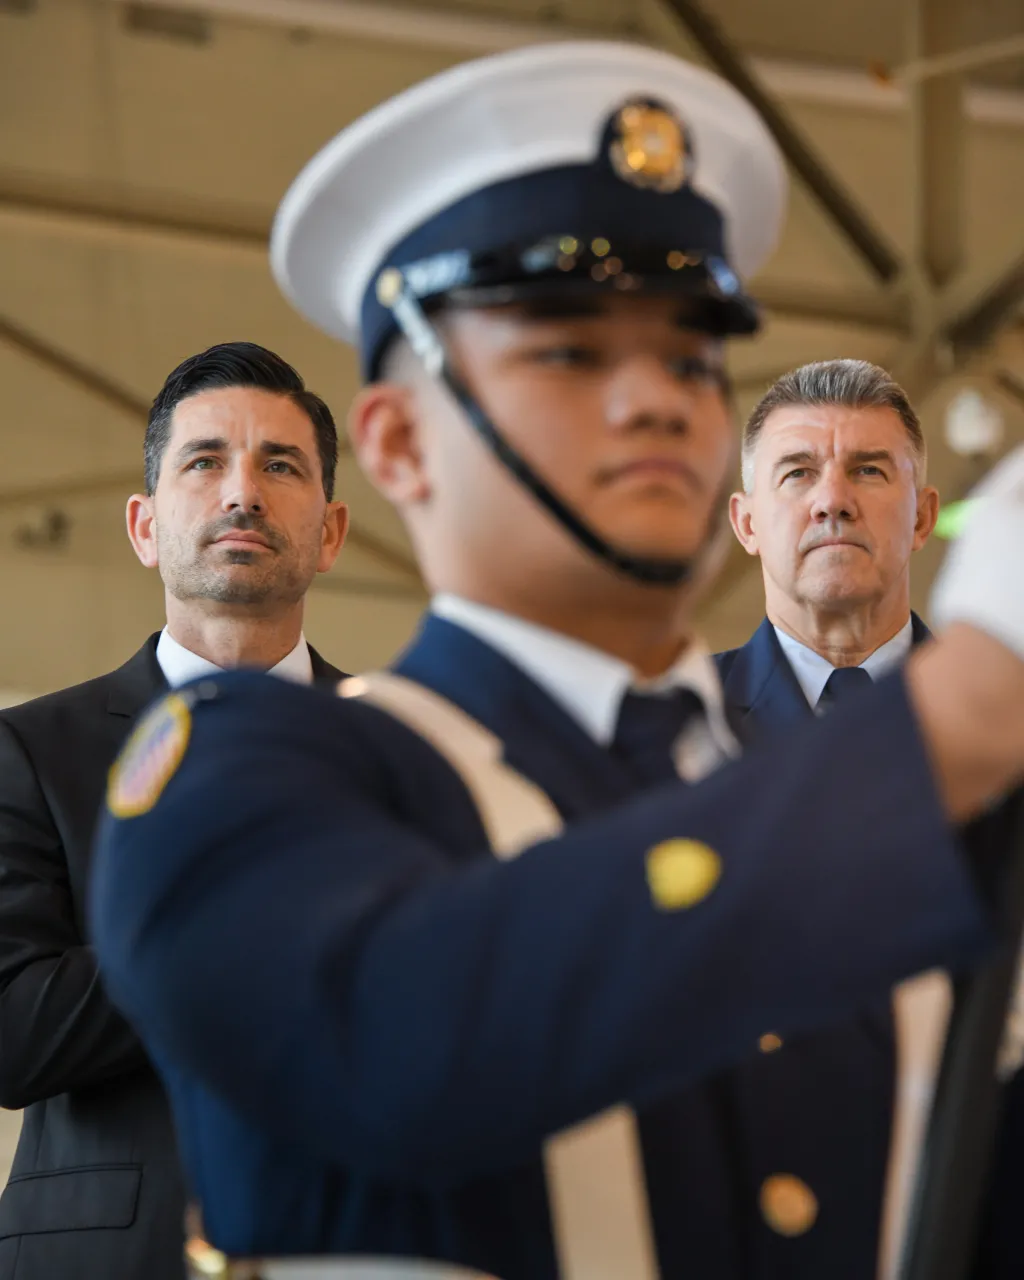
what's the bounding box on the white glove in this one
[930,444,1024,661]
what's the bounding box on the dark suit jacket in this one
[0,634,343,1280]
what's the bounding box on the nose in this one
[220,456,266,515]
[810,464,858,523]
[604,354,693,437]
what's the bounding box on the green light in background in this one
[934,499,977,541]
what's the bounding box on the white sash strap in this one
[876,970,953,1280]
[339,674,660,1280]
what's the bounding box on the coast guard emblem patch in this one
[107,693,192,819]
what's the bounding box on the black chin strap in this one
[382,273,725,588]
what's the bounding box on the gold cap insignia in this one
[610,101,689,193]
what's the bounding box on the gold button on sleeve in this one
[759,1033,784,1054]
[646,839,722,910]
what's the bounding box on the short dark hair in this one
[144,342,339,500]
[742,359,926,492]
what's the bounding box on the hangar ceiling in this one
[1,0,1022,689]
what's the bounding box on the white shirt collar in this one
[155,627,314,688]
[432,593,739,759]
[772,616,915,708]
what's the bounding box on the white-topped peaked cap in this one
[271,40,787,364]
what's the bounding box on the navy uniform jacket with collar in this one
[714,613,931,741]
[89,614,994,1280]
[715,615,1022,1280]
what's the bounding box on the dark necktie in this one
[612,688,705,786]
[817,665,872,711]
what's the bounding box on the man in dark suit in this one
[0,342,347,1280]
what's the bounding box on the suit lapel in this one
[719,618,811,744]
[107,635,344,711]
[723,613,931,745]
[309,646,346,687]
[395,615,637,820]
[106,635,168,721]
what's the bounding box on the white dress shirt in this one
[772,616,915,709]
[432,594,740,782]
[155,628,314,688]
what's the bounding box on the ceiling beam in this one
[753,281,911,335]
[0,175,910,336]
[126,0,1024,125]
[0,314,150,421]
[0,167,268,254]
[908,0,966,293]
[126,0,605,54]
[890,31,1024,84]
[656,0,902,283]
[946,251,1024,358]
[0,469,142,509]
[993,369,1024,413]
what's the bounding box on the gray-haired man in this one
[716,358,1016,1277]
[720,358,939,718]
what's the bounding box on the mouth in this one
[804,539,867,554]
[212,532,272,550]
[601,458,703,492]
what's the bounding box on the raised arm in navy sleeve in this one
[89,670,990,1186]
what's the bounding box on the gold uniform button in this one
[759,1032,784,1053]
[646,839,722,910]
[184,1234,229,1278]
[760,1174,819,1237]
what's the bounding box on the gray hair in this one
[741,359,927,493]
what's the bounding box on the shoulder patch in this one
[107,693,192,819]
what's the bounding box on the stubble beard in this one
[158,528,311,610]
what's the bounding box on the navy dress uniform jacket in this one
[716,616,1023,1280]
[89,615,995,1280]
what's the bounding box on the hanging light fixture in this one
[944,388,1004,459]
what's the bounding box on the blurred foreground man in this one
[0,343,346,1280]
[91,43,1024,1280]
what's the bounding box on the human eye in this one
[265,459,298,475]
[187,456,219,472]
[669,355,721,384]
[530,344,602,368]
[665,355,716,378]
[856,464,886,478]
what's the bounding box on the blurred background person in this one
[0,341,347,1280]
